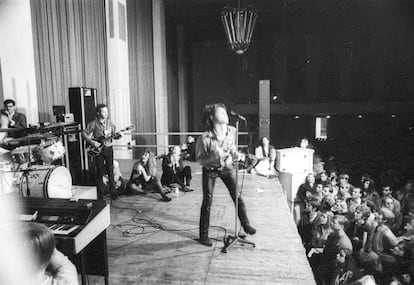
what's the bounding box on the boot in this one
[199,236,213,247]
[243,224,256,235]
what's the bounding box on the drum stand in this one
[21,168,32,196]
[221,118,255,253]
[21,137,33,196]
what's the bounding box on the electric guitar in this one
[87,125,135,157]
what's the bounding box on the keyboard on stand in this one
[17,197,110,285]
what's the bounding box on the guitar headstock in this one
[118,125,135,133]
[123,125,135,132]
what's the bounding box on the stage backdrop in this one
[126,0,156,152]
[30,0,108,122]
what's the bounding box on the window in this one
[315,117,328,140]
[118,2,126,41]
[108,0,114,38]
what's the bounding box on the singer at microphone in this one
[230,110,247,121]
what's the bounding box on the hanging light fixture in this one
[221,1,258,55]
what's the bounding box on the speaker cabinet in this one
[69,87,97,130]
[276,147,314,173]
[68,88,97,178]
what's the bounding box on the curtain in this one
[30,0,108,121]
[126,0,156,153]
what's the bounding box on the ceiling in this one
[164,0,414,41]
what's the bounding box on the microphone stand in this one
[222,117,255,253]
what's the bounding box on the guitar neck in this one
[94,128,129,143]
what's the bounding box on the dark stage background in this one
[165,0,414,185]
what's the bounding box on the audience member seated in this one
[126,151,172,202]
[332,184,350,215]
[320,185,336,211]
[253,136,276,178]
[317,215,353,285]
[310,183,325,210]
[330,176,339,197]
[381,185,402,232]
[317,171,330,187]
[161,146,193,192]
[308,211,334,274]
[371,208,403,279]
[21,222,78,285]
[295,173,316,243]
[381,197,402,233]
[401,180,414,216]
[361,174,381,211]
[339,173,353,189]
[347,188,363,219]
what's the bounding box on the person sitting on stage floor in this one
[21,222,78,285]
[3,99,27,138]
[196,103,256,247]
[182,136,196,161]
[253,136,276,178]
[103,160,130,195]
[126,151,172,202]
[161,146,193,192]
[238,150,258,173]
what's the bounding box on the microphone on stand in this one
[230,110,247,121]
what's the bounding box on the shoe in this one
[199,236,213,247]
[161,196,172,202]
[163,186,172,194]
[243,224,256,235]
[183,186,194,192]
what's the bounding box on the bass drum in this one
[19,166,72,198]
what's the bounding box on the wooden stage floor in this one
[88,161,315,285]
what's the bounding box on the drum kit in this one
[0,127,72,198]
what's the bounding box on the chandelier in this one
[221,1,258,55]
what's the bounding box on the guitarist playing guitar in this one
[82,104,120,200]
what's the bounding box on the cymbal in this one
[8,132,57,144]
[11,144,39,154]
[0,128,22,133]
[44,122,65,129]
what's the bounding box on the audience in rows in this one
[297,168,414,285]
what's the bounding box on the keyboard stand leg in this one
[80,251,87,285]
[102,231,109,285]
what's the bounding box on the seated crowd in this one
[296,169,414,285]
